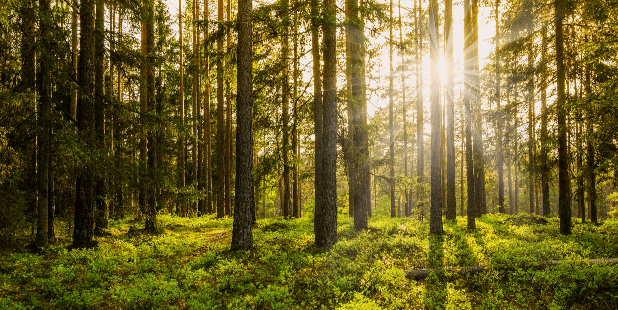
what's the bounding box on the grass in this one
[1,213,618,309]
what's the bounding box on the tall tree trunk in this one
[471,0,485,217]
[311,0,323,232]
[315,0,338,248]
[198,0,205,215]
[232,0,254,250]
[292,1,300,218]
[464,0,475,229]
[144,0,157,232]
[345,0,354,219]
[73,0,97,248]
[216,0,225,217]
[178,0,186,216]
[37,0,51,246]
[429,0,442,234]
[388,0,396,218]
[225,0,233,216]
[526,3,535,214]
[94,0,108,233]
[282,0,291,218]
[139,12,148,221]
[555,0,571,234]
[71,4,78,121]
[495,0,505,214]
[204,0,212,214]
[585,60,597,224]
[445,0,456,220]
[349,0,368,229]
[540,27,550,217]
[115,10,124,219]
[399,0,410,217]
[192,0,198,214]
[415,0,424,217]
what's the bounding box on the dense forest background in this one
[1,0,618,248]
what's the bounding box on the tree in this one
[464,0,475,230]
[231,0,254,250]
[429,0,442,234]
[315,0,337,248]
[36,0,52,247]
[388,0,395,218]
[555,0,571,235]
[204,0,213,215]
[445,0,456,220]
[178,0,186,216]
[282,0,291,218]
[494,0,505,214]
[415,0,424,216]
[94,0,108,233]
[216,0,225,217]
[73,0,97,248]
[144,0,157,232]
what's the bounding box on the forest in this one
[1,0,618,307]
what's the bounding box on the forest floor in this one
[2,213,618,309]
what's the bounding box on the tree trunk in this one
[445,0,456,220]
[495,0,505,214]
[389,0,396,218]
[94,0,108,233]
[73,0,97,248]
[555,0,571,235]
[204,0,213,214]
[349,0,368,229]
[282,0,291,218]
[231,0,254,250]
[464,0,475,230]
[526,5,535,215]
[71,3,78,121]
[225,0,233,216]
[585,62,597,224]
[540,26,550,217]
[471,0,485,217]
[145,0,157,232]
[315,0,338,248]
[216,0,225,218]
[399,0,410,217]
[292,2,300,218]
[429,0,443,234]
[415,0,424,217]
[178,0,186,216]
[311,0,324,234]
[37,0,52,246]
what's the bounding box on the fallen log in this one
[405,258,618,280]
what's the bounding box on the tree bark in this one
[429,0,442,234]
[415,0,424,217]
[495,0,505,214]
[94,0,108,233]
[464,0,475,229]
[73,0,97,248]
[315,0,338,248]
[232,0,254,250]
[311,0,323,228]
[282,0,291,218]
[204,0,213,214]
[145,0,157,232]
[540,27,550,217]
[216,0,225,217]
[555,0,571,235]
[389,0,396,218]
[225,0,233,216]
[37,0,52,246]
[445,0,456,220]
[178,0,186,216]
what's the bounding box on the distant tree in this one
[445,0,456,220]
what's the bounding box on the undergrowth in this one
[1,213,618,309]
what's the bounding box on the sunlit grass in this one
[1,214,618,309]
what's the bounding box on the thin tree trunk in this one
[415,0,424,217]
[204,0,212,214]
[399,0,409,217]
[178,0,186,216]
[37,0,52,246]
[292,1,300,218]
[216,0,225,217]
[555,0,571,235]
[145,0,157,232]
[540,26,550,217]
[231,0,254,250]
[464,0,475,229]
[526,8,535,214]
[471,0,485,217]
[585,59,597,224]
[495,0,505,214]
[198,0,205,215]
[429,0,442,234]
[282,0,291,218]
[225,0,233,216]
[389,0,396,218]
[71,4,78,121]
[445,0,456,220]
[192,0,198,214]
[311,0,323,234]
[94,0,108,233]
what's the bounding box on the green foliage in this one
[2,214,618,309]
